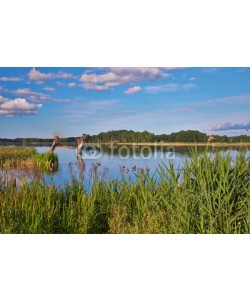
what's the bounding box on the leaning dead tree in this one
[208,135,215,143]
[76,135,86,156]
[208,135,215,150]
[49,134,60,153]
[76,135,87,180]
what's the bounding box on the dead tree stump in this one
[76,136,86,156]
[76,136,86,180]
[47,135,60,171]
[49,135,60,153]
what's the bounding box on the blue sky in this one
[0,67,249,138]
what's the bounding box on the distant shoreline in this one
[58,142,250,148]
[115,142,250,147]
[1,142,250,148]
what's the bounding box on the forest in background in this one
[0,129,250,145]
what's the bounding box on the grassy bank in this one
[0,147,58,170]
[0,149,249,233]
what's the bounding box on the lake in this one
[32,144,250,189]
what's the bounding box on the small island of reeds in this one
[0,147,58,170]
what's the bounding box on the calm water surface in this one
[34,145,250,188]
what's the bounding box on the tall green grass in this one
[0,147,37,162]
[0,148,249,233]
[0,147,58,170]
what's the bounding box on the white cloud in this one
[0,95,9,103]
[28,68,52,81]
[12,88,48,102]
[10,88,70,103]
[124,86,141,94]
[0,98,42,117]
[108,67,169,81]
[189,77,197,81]
[68,82,77,88]
[43,87,55,92]
[0,76,22,82]
[28,68,73,81]
[80,67,171,91]
[81,83,109,91]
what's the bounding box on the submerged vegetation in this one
[0,148,249,234]
[0,147,58,170]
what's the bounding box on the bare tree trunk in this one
[49,135,60,153]
[76,136,85,156]
[76,136,86,181]
[77,154,85,181]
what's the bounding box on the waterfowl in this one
[122,168,129,173]
[96,162,101,166]
[130,165,136,171]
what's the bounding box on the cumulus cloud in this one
[0,76,22,82]
[0,98,42,117]
[80,67,171,91]
[145,83,197,93]
[209,122,250,131]
[28,68,73,82]
[0,95,9,103]
[124,86,141,94]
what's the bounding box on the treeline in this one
[88,130,250,143]
[0,137,77,145]
[1,130,250,145]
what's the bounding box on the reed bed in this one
[0,147,58,170]
[0,149,249,233]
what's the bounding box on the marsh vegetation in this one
[0,147,249,234]
[0,147,58,170]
